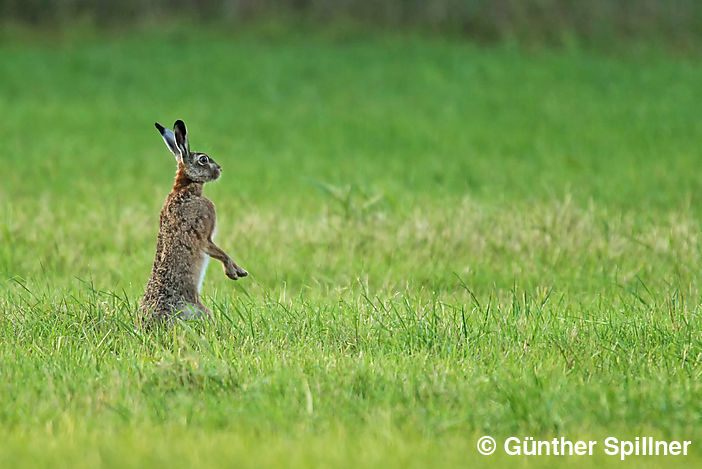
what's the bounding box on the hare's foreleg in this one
[204,241,248,280]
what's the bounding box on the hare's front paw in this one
[225,263,248,280]
[225,266,239,280]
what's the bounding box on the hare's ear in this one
[155,122,180,161]
[173,120,190,159]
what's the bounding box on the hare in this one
[139,120,248,324]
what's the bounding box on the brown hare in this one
[139,120,247,325]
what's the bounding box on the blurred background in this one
[2,0,702,47]
[2,1,702,296]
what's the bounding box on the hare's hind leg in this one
[138,297,169,327]
[176,301,213,321]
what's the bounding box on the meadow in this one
[1,25,701,467]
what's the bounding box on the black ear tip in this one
[174,119,186,131]
[154,122,165,133]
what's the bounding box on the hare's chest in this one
[196,219,216,293]
[197,254,209,294]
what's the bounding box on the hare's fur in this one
[139,120,247,325]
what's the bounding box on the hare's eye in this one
[198,155,209,165]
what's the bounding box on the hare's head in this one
[155,120,222,183]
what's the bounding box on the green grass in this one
[1,28,701,468]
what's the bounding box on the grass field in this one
[1,26,701,467]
